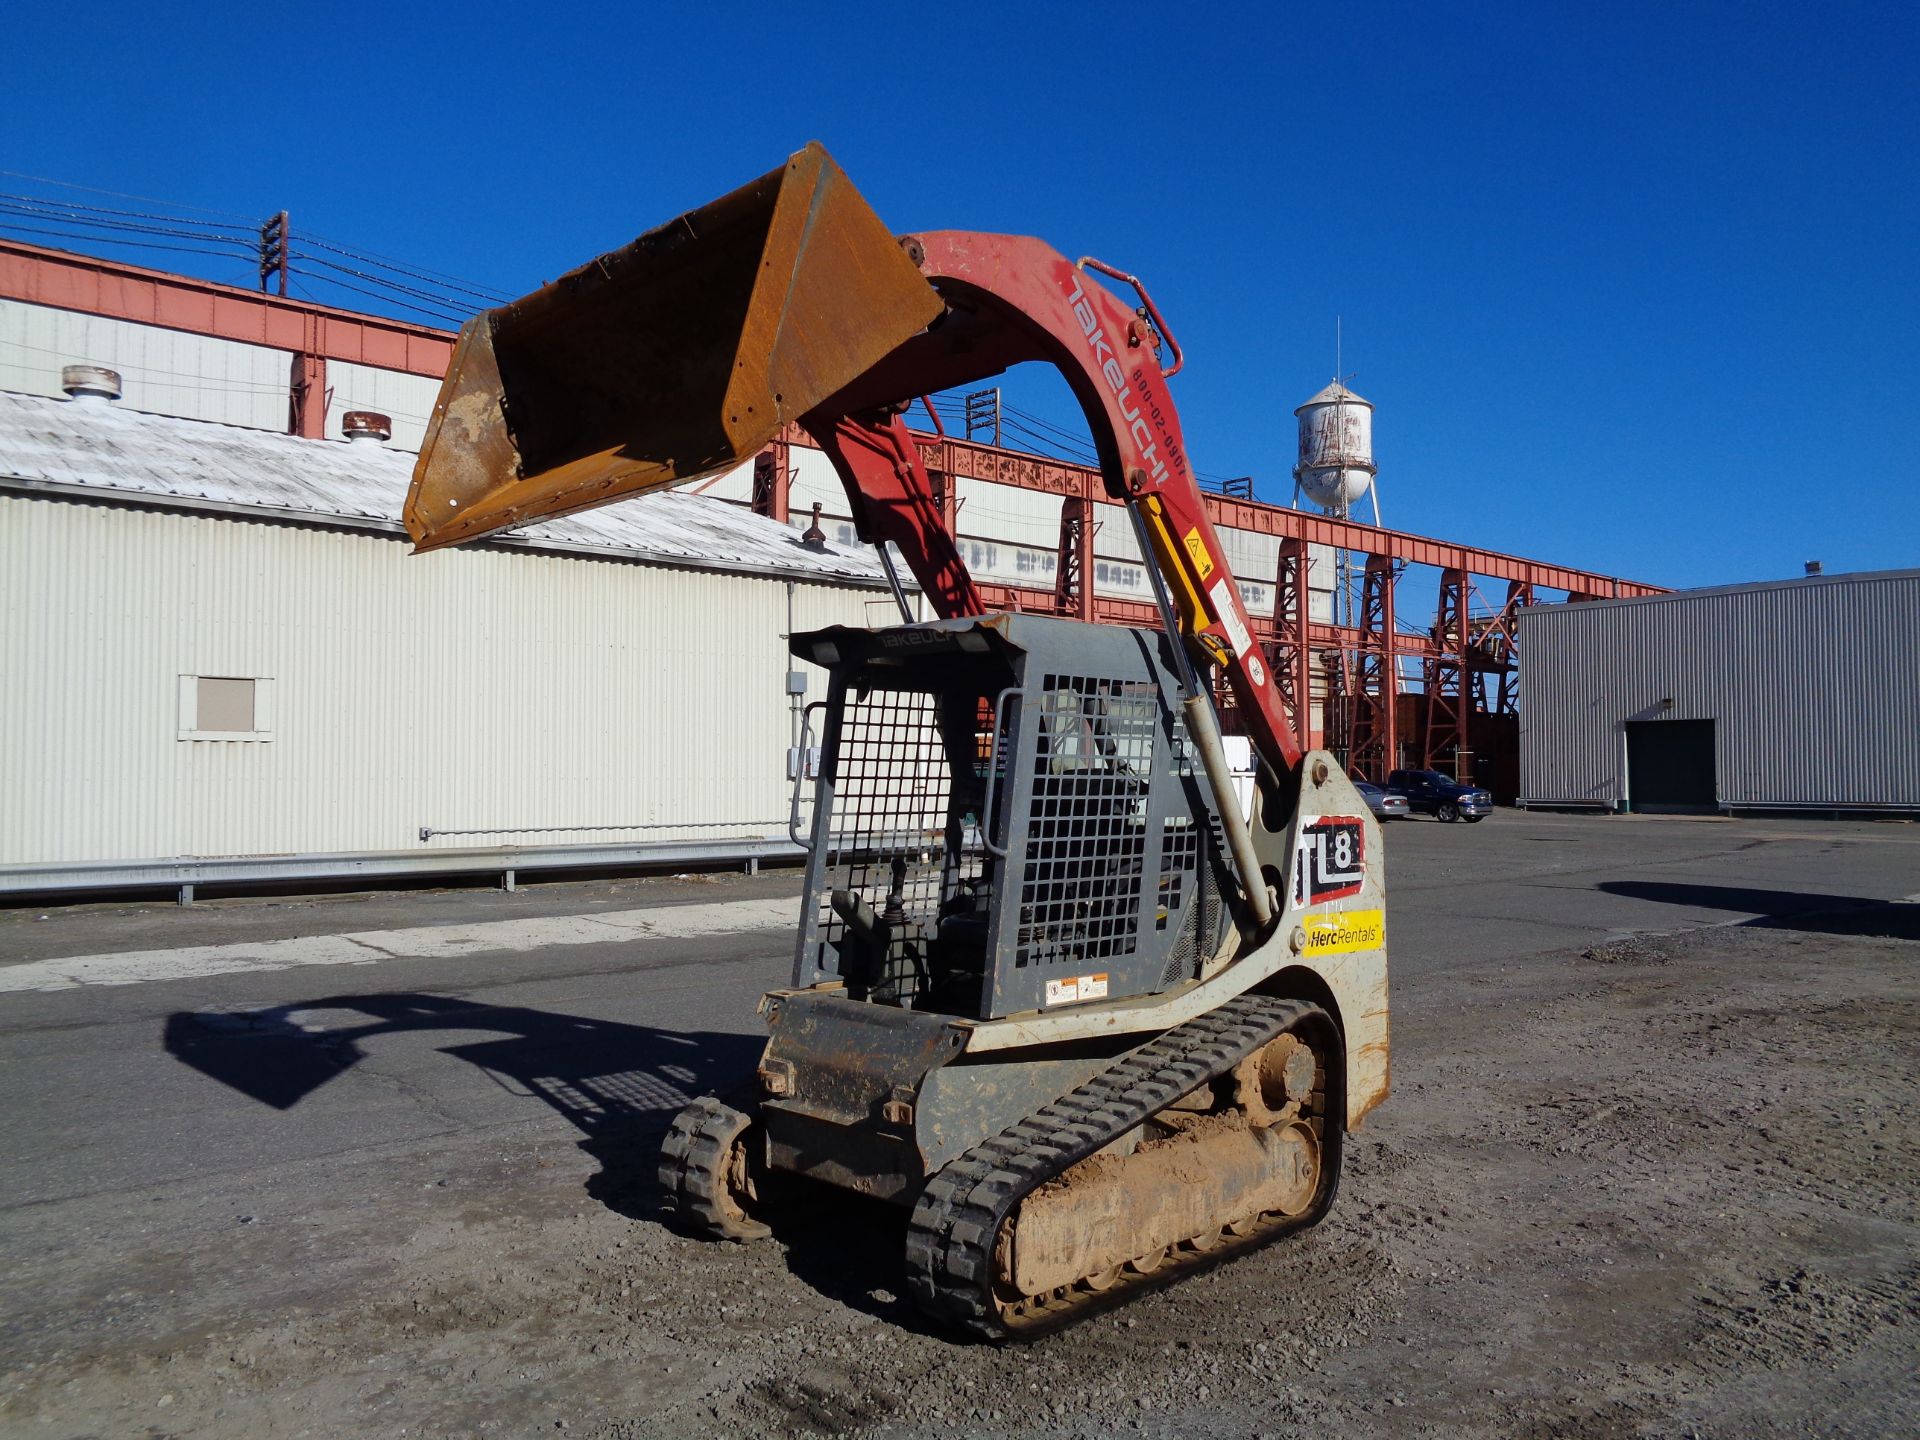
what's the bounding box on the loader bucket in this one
[404,143,943,551]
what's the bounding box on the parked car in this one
[1386,769,1493,823]
[1353,779,1411,821]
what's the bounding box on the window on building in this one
[178,675,274,741]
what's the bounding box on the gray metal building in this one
[1517,569,1920,813]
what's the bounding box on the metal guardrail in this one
[0,835,807,905]
[418,820,788,841]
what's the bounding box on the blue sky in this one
[5,2,1915,588]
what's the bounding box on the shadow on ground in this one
[160,992,926,1327]
[1597,882,1920,938]
[162,993,763,1217]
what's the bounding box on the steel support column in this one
[288,352,327,439]
[751,438,791,523]
[1493,580,1534,715]
[1262,536,1313,755]
[1346,554,1399,782]
[1054,495,1095,620]
[1423,568,1470,777]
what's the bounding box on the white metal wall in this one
[0,298,290,431]
[323,360,443,452]
[0,494,882,865]
[1518,571,1920,809]
[0,299,449,451]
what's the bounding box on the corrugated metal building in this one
[0,389,907,892]
[1517,570,1920,813]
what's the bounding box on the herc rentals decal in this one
[1301,908,1386,956]
[1293,814,1367,906]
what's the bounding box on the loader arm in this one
[802,231,1304,780]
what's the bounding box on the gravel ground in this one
[3,902,1915,1438]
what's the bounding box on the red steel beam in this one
[913,430,1662,599]
[0,239,454,377]
[970,579,1440,660]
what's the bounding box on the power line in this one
[294,231,512,306]
[287,269,471,327]
[0,170,510,323]
[0,191,259,236]
[0,169,257,221]
[288,251,486,319]
[0,201,256,250]
[0,220,256,262]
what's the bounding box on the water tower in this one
[1292,381,1380,525]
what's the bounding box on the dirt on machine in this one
[404,143,1391,1339]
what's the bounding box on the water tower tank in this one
[1293,381,1376,514]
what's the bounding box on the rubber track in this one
[905,993,1320,1338]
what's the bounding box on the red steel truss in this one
[5,238,1663,779]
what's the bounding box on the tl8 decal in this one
[1293,815,1367,905]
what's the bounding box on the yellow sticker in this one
[1301,909,1386,955]
[1182,526,1215,579]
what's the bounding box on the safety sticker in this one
[1294,814,1366,905]
[1045,972,1110,1006]
[1183,526,1216,579]
[1301,909,1386,955]
[1207,578,1254,658]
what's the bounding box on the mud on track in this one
[3,907,1916,1438]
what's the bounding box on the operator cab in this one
[789,614,1235,1021]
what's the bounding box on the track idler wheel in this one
[659,1095,772,1241]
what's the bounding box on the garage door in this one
[1626,719,1717,812]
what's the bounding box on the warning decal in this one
[1293,814,1367,905]
[1183,527,1216,579]
[1207,578,1255,658]
[1044,972,1111,1006]
[1301,909,1386,955]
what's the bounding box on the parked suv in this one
[1386,769,1493,823]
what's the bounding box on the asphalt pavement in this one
[1,811,1914,1217]
[3,809,1917,1439]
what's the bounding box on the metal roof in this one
[1517,566,1920,619]
[1296,381,1372,411]
[0,389,892,587]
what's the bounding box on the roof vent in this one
[799,501,829,551]
[1804,560,1823,577]
[343,411,393,444]
[61,365,122,404]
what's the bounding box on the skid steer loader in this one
[404,144,1389,1338]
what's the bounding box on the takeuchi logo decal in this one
[1064,273,1183,487]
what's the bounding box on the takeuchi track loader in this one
[403,144,1390,1338]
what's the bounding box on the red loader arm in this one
[802,232,1303,779]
